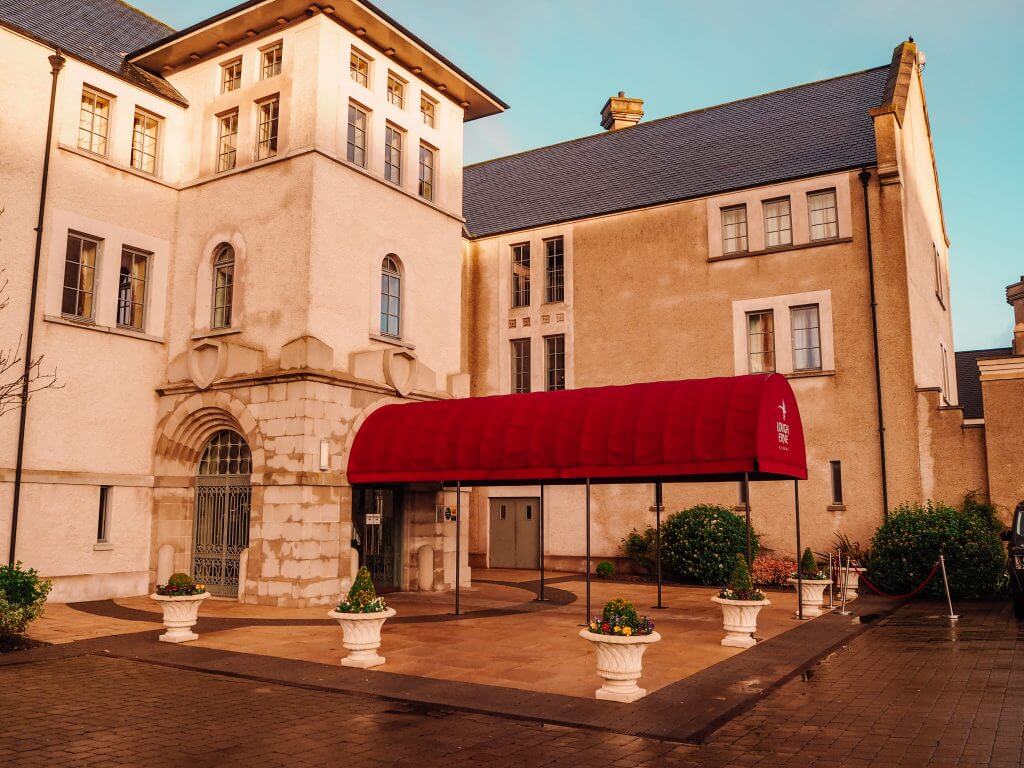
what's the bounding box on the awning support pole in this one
[455,480,461,617]
[744,471,752,566]
[795,478,804,621]
[536,482,547,602]
[653,481,665,609]
[585,477,592,624]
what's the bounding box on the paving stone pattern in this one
[0,599,1020,767]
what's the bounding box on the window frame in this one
[386,72,405,109]
[829,461,844,506]
[511,242,531,308]
[346,102,368,167]
[933,243,947,309]
[418,142,435,201]
[939,342,951,405]
[349,49,370,88]
[130,107,161,175]
[384,123,403,185]
[420,93,437,128]
[217,109,239,172]
[78,87,112,157]
[380,255,402,339]
[763,196,792,249]
[544,334,566,391]
[220,57,242,93]
[116,246,150,331]
[807,188,839,242]
[211,243,235,330]
[254,95,280,161]
[721,204,749,255]
[62,231,101,322]
[260,41,283,80]
[97,486,111,543]
[543,236,565,304]
[510,338,531,394]
[746,309,776,373]
[790,304,822,372]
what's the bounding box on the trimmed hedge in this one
[867,500,1005,599]
[662,504,758,586]
[0,562,51,637]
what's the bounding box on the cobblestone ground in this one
[0,600,1020,767]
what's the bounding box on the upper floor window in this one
[746,310,775,373]
[350,50,369,87]
[791,304,821,371]
[261,43,283,80]
[221,58,242,93]
[130,109,159,174]
[939,342,951,404]
[545,334,565,391]
[380,256,401,338]
[544,237,564,303]
[211,243,235,329]
[418,143,435,201]
[78,88,110,156]
[347,103,367,167]
[384,125,402,185]
[386,74,404,109]
[721,204,748,254]
[511,338,531,394]
[933,244,947,308]
[808,189,838,241]
[420,94,436,128]
[511,243,530,308]
[217,110,239,172]
[764,197,792,248]
[117,246,149,331]
[62,232,99,320]
[255,96,279,160]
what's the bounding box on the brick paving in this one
[0,599,1021,767]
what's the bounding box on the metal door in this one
[191,430,252,597]
[353,488,402,592]
[489,498,540,569]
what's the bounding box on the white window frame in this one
[418,142,435,201]
[732,290,835,375]
[350,49,370,87]
[763,196,792,248]
[721,204,748,254]
[116,246,150,331]
[544,334,566,391]
[78,87,111,157]
[217,110,239,172]
[384,123,403,185]
[380,255,402,338]
[62,231,101,321]
[386,73,405,109]
[255,96,280,160]
[808,188,839,242]
[130,108,161,175]
[790,304,822,372]
[221,58,242,93]
[347,102,369,168]
[260,41,283,80]
[746,310,776,373]
[939,342,951,404]
[420,94,437,128]
[510,338,531,394]
[211,243,235,330]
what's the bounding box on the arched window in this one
[211,243,235,329]
[380,255,401,338]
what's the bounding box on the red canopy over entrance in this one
[348,373,806,485]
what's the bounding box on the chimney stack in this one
[1007,276,1024,355]
[600,91,644,131]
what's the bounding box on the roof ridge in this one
[113,0,175,34]
[465,63,890,171]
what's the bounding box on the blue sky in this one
[133,1,1022,350]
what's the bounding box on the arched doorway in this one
[192,430,252,596]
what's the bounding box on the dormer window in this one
[387,73,404,109]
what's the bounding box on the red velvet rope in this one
[856,560,942,600]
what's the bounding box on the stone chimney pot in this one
[1007,275,1024,355]
[600,91,644,131]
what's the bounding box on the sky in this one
[132,0,1023,351]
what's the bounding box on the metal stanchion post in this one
[828,553,834,609]
[940,554,959,620]
[837,554,851,616]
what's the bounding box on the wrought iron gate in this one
[192,430,252,597]
[354,488,401,592]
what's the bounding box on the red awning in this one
[347,374,807,485]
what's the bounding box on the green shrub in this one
[602,597,637,626]
[338,566,388,613]
[167,573,194,589]
[867,500,1006,599]
[620,527,656,573]
[156,572,206,597]
[661,504,758,585]
[720,554,765,601]
[0,562,52,637]
[595,561,615,579]
[798,548,826,579]
[961,490,1004,535]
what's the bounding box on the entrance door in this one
[353,488,402,592]
[489,498,540,569]
[191,430,252,597]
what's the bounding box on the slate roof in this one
[955,348,1012,420]
[463,65,891,239]
[0,0,185,103]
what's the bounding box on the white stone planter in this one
[838,566,866,601]
[579,629,661,703]
[327,607,397,668]
[786,578,832,618]
[711,596,770,648]
[150,592,210,643]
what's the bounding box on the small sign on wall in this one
[365,512,382,525]
[435,505,456,522]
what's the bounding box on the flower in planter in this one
[719,554,766,601]
[791,548,829,580]
[587,597,655,636]
[155,573,206,597]
[337,567,388,613]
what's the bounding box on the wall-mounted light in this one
[319,439,330,471]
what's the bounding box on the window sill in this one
[44,314,164,344]
[191,327,241,341]
[709,236,853,263]
[785,369,836,380]
[827,504,847,512]
[732,505,750,513]
[370,333,415,350]
[93,542,113,551]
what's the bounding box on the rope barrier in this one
[857,560,942,600]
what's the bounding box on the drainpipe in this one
[859,167,889,518]
[8,50,65,566]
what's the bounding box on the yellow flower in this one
[614,626,621,633]
[623,626,633,636]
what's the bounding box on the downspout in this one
[859,167,889,518]
[9,50,66,565]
